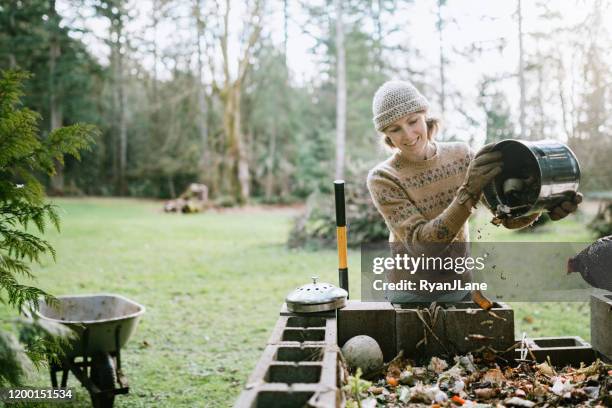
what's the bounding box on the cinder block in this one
[591,292,612,362]
[395,307,426,360]
[267,316,288,345]
[265,363,323,384]
[396,302,514,361]
[234,346,341,408]
[282,328,327,342]
[235,307,342,408]
[442,302,514,355]
[243,345,278,390]
[338,300,396,361]
[275,346,326,362]
[234,384,339,408]
[234,389,314,408]
[321,348,340,386]
[324,317,337,346]
[268,315,337,346]
[254,384,340,408]
[243,344,338,382]
[515,336,596,366]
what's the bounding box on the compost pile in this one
[343,351,612,408]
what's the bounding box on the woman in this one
[366,80,581,302]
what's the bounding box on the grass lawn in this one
[0,198,597,407]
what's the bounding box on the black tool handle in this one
[334,180,349,297]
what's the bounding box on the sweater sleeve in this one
[367,169,473,245]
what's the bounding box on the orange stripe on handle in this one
[337,226,347,269]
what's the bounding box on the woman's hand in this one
[458,143,504,206]
[549,192,583,220]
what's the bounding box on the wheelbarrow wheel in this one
[90,353,116,408]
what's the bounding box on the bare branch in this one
[237,0,264,83]
[221,0,231,85]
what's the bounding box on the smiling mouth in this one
[404,136,420,147]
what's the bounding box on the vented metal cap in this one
[285,276,348,313]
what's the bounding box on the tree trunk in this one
[152,0,159,104]
[283,0,289,67]
[437,0,446,116]
[517,0,526,138]
[109,4,128,195]
[111,43,119,188]
[334,0,346,181]
[221,84,248,202]
[264,119,277,200]
[233,85,249,203]
[202,0,264,204]
[48,0,64,194]
[216,0,261,204]
[375,0,383,63]
[195,0,209,184]
[7,10,17,68]
[535,42,545,139]
[167,174,176,198]
[118,51,128,195]
[555,56,572,140]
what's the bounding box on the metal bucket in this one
[482,139,580,220]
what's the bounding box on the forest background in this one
[2,0,612,205]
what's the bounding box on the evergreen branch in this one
[11,166,45,205]
[0,70,31,116]
[0,68,95,388]
[0,109,42,168]
[0,228,56,263]
[17,317,74,370]
[0,270,50,311]
[0,255,33,279]
[0,202,60,233]
[45,123,98,166]
[45,205,60,232]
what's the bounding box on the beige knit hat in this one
[372,80,430,132]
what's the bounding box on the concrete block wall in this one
[234,308,342,408]
[516,336,596,366]
[591,291,612,363]
[236,297,609,407]
[337,301,396,361]
[338,301,514,362]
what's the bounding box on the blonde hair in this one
[381,116,440,149]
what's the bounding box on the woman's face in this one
[383,111,429,158]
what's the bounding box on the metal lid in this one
[285,276,348,313]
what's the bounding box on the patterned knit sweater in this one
[367,141,473,245]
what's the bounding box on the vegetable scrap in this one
[343,351,612,407]
[471,290,494,311]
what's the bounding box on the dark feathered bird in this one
[567,235,612,291]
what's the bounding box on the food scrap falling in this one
[471,290,494,311]
[343,351,612,408]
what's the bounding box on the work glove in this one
[548,191,582,220]
[457,143,504,207]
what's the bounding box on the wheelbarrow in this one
[33,294,145,408]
